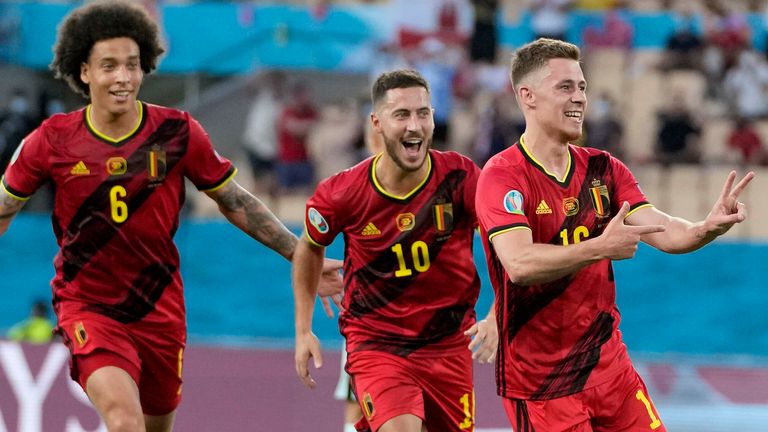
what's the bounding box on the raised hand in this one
[703,171,754,237]
[599,202,666,260]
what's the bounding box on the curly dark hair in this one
[50,0,165,98]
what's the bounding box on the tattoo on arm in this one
[211,181,297,259]
[0,189,26,234]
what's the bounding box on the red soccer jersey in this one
[305,150,480,357]
[476,140,651,400]
[2,102,235,330]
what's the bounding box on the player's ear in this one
[80,62,91,85]
[518,85,535,108]
[370,111,381,132]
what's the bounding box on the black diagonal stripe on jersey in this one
[61,119,188,283]
[354,303,472,357]
[84,263,176,323]
[347,169,474,354]
[530,311,614,400]
[506,278,570,344]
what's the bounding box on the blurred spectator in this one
[701,0,751,97]
[584,92,625,161]
[473,92,523,165]
[0,88,35,174]
[661,12,704,72]
[529,0,573,41]
[723,50,768,120]
[36,88,66,127]
[726,117,768,165]
[655,93,702,166]
[582,2,632,51]
[413,38,459,149]
[307,98,363,180]
[468,0,499,63]
[275,83,318,199]
[241,71,285,200]
[7,300,55,344]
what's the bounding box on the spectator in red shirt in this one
[276,83,318,198]
[727,117,768,166]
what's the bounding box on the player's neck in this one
[520,132,570,178]
[87,101,141,140]
[375,154,430,198]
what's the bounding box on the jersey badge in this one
[361,222,381,236]
[562,197,579,216]
[535,200,552,215]
[308,207,329,234]
[70,161,90,175]
[74,321,88,347]
[503,190,524,215]
[396,213,415,232]
[590,184,610,218]
[106,157,127,175]
[148,146,167,182]
[432,202,453,233]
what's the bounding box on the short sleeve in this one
[183,115,235,192]
[476,162,531,241]
[2,127,49,200]
[304,177,342,247]
[610,156,649,216]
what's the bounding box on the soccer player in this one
[293,69,497,432]
[475,37,754,432]
[0,2,341,431]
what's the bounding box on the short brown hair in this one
[51,0,165,98]
[509,38,581,89]
[371,69,430,108]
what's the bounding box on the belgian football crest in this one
[590,179,610,218]
[147,145,167,183]
[432,202,453,233]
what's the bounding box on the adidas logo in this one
[361,222,381,236]
[535,200,552,215]
[70,161,90,175]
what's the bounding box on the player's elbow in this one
[503,261,536,286]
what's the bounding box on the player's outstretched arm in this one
[627,170,754,254]
[206,179,297,260]
[207,179,343,316]
[293,236,326,389]
[492,202,665,286]
[0,184,27,236]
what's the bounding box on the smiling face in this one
[371,86,434,173]
[522,57,587,143]
[80,37,143,118]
